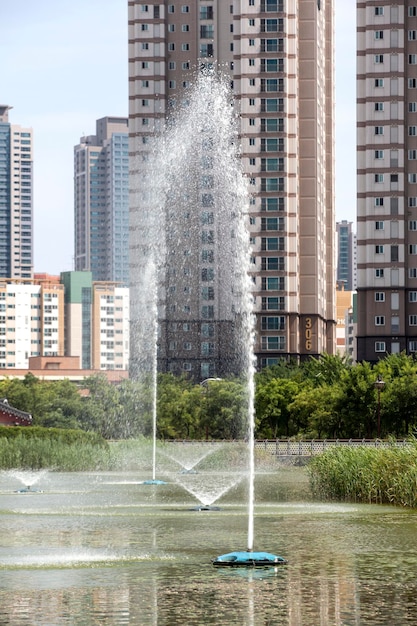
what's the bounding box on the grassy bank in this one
[308,441,417,507]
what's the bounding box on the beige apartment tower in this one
[128,0,336,378]
[357,2,417,361]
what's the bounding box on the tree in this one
[334,361,376,438]
[255,378,301,438]
[80,375,123,439]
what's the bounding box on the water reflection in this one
[1,468,417,624]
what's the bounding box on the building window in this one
[181,5,189,12]
[375,126,384,135]
[375,292,385,302]
[262,297,285,311]
[409,315,417,325]
[375,78,384,87]
[409,292,417,302]
[410,244,417,255]
[375,30,384,39]
[375,102,384,111]
[375,316,385,326]
[375,197,384,206]
[375,6,384,15]
[200,25,214,38]
[410,173,417,183]
[375,174,384,183]
[375,268,384,278]
[261,336,286,351]
[410,103,417,112]
[375,221,384,230]
[375,245,384,254]
[410,197,417,207]
[375,342,386,352]
[409,268,417,278]
[375,150,384,159]
[375,55,384,64]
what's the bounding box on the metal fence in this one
[254,439,412,457]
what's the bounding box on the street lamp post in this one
[374,375,385,439]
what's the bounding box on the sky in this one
[2,0,356,275]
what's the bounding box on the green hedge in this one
[0,426,107,447]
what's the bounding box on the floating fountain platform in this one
[190,505,221,511]
[142,479,167,485]
[212,551,288,567]
[15,486,43,494]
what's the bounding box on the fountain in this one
[6,469,47,493]
[130,68,286,565]
[159,441,220,474]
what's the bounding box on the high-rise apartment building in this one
[0,273,129,372]
[0,105,33,280]
[128,1,335,377]
[336,220,356,291]
[74,117,130,285]
[61,271,130,371]
[0,275,64,368]
[357,2,417,361]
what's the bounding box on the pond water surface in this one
[1,466,417,625]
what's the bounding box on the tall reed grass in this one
[0,435,114,471]
[308,441,417,507]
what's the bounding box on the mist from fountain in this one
[174,472,244,508]
[158,442,220,473]
[6,469,48,493]
[130,68,257,547]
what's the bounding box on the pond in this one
[1,464,417,625]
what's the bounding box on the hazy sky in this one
[2,0,356,275]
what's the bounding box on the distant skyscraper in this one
[357,2,417,361]
[0,105,33,279]
[336,221,356,291]
[74,117,129,285]
[128,1,335,377]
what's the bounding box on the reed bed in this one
[308,442,417,507]
[0,435,114,471]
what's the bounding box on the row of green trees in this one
[2,352,417,440]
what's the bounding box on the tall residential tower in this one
[128,0,335,378]
[74,117,130,285]
[357,2,417,361]
[0,105,33,279]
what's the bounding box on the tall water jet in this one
[130,68,286,561]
